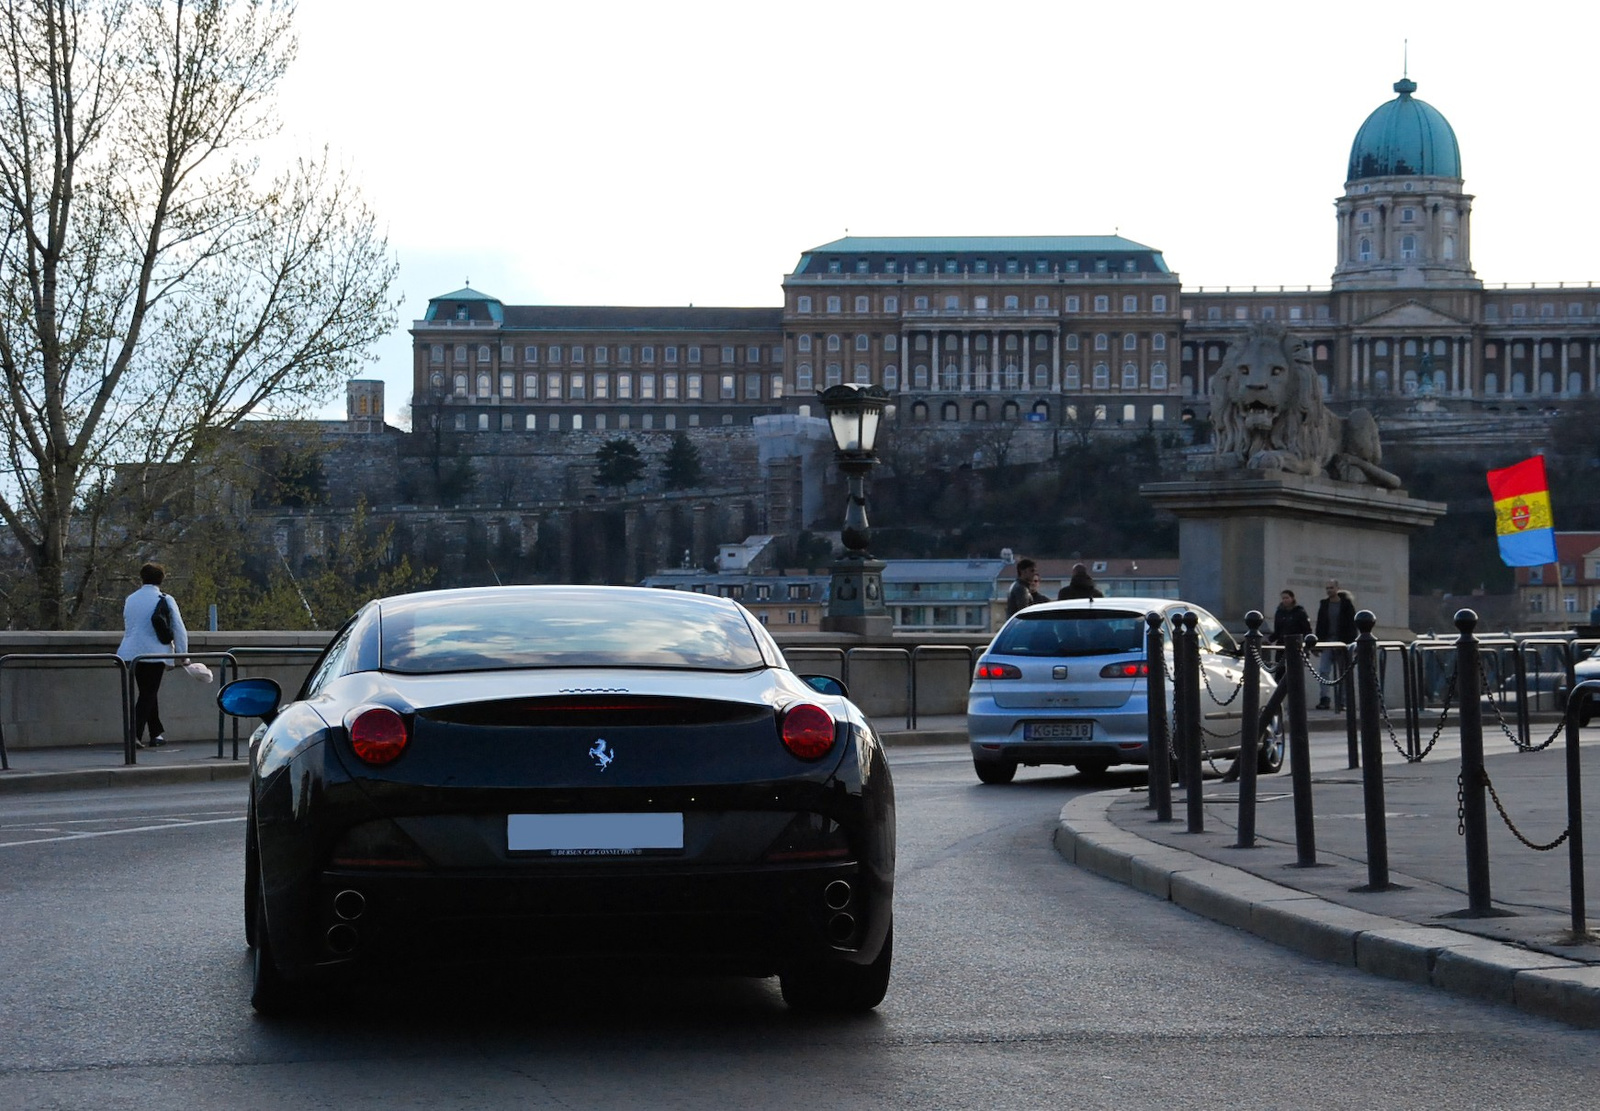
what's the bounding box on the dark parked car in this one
[221,585,895,1015]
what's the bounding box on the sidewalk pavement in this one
[9,712,1598,1026]
[1057,720,1600,1029]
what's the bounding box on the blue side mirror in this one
[802,674,848,698]
[218,677,282,722]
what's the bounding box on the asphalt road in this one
[1,749,1596,1110]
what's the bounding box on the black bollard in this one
[1565,683,1589,937]
[1170,610,1191,794]
[1354,611,1391,891]
[1236,610,1264,850]
[1182,611,1205,834]
[1286,632,1317,866]
[1145,611,1173,822]
[1345,643,1360,770]
[1454,609,1493,915]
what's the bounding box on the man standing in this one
[116,562,189,748]
[1006,558,1046,617]
[1314,579,1357,710]
[1057,563,1104,600]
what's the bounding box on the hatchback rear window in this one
[993,611,1147,658]
[379,588,767,673]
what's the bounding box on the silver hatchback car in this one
[966,597,1282,784]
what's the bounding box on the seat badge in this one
[1053,666,1068,680]
[589,739,615,771]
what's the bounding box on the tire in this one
[1073,757,1111,778]
[250,878,304,1017]
[780,921,892,1013]
[974,758,1016,785]
[1257,718,1285,775]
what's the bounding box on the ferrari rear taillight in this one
[780,703,837,760]
[349,707,409,765]
[1100,661,1150,678]
[975,661,1022,680]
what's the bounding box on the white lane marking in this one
[0,810,240,830]
[0,815,245,848]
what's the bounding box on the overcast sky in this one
[269,0,1600,422]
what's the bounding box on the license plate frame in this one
[507,812,685,857]
[1024,721,1094,741]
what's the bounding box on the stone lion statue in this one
[1209,323,1400,488]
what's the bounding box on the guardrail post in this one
[1286,632,1316,866]
[1181,611,1204,834]
[1354,611,1391,890]
[1566,681,1591,938]
[1236,610,1263,849]
[1454,609,1494,915]
[1145,611,1172,821]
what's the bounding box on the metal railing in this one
[0,653,130,770]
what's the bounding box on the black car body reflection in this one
[223,585,895,1014]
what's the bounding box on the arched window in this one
[826,334,841,352]
[1433,339,1448,356]
[1004,362,1020,389]
[973,401,989,421]
[798,335,812,352]
[429,372,444,394]
[1121,363,1139,390]
[1033,364,1049,388]
[1094,333,1109,351]
[913,363,929,388]
[941,401,959,421]
[1403,340,1417,357]
[1400,234,1417,260]
[854,363,871,385]
[1033,401,1050,419]
[1066,334,1080,351]
[1374,340,1389,357]
[1484,372,1499,395]
[1511,372,1527,396]
[1093,363,1110,389]
[825,361,842,386]
[941,363,958,390]
[1002,401,1019,421]
[453,373,467,396]
[855,334,869,351]
[796,363,813,391]
[911,401,929,421]
[1122,333,1137,351]
[1150,362,1168,390]
[1358,237,1372,261]
[1063,363,1080,389]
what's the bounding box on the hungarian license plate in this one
[508,813,684,856]
[1025,721,1094,741]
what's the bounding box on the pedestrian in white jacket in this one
[116,562,188,747]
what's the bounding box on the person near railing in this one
[1315,580,1357,711]
[1269,589,1311,680]
[115,562,189,748]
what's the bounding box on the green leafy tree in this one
[595,438,645,490]
[0,1,398,628]
[661,432,704,491]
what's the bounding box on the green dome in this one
[1347,78,1461,181]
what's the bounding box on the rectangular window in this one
[571,346,584,364]
[549,345,562,363]
[974,295,989,310]
[721,374,735,399]
[619,345,632,364]
[771,374,783,399]
[499,373,515,399]
[500,345,515,363]
[663,374,679,399]
[500,412,514,431]
[914,296,929,310]
[827,296,841,313]
[798,295,812,313]
[568,373,586,400]
[526,414,538,431]
[641,374,656,399]
[546,372,562,399]
[1122,295,1138,313]
[746,345,760,363]
[595,346,608,364]
[1151,295,1167,312]
[430,344,444,365]
[1065,296,1080,312]
[884,296,898,312]
[744,373,761,399]
[571,414,583,431]
[665,346,679,364]
[1093,295,1109,312]
[687,373,703,399]
[688,345,701,363]
[855,295,869,313]
[617,373,632,399]
[642,345,655,363]
[524,345,538,364]
[722,345,735,364]
[548,414,560,431]
[594,373,609,400]
[523,373,538,398]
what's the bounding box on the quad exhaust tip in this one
[824,880,853,911]
[826,912,857,944]
[333,889,366,921]
[326,923,359,955]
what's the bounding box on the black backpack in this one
[151,593,174,644]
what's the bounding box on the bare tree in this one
[0,1,397,627]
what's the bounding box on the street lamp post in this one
[817,384,893,637]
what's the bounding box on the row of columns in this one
[900,327,1064,393]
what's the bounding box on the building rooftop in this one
[1347,77,1461,182]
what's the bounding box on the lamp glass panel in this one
[859,408,881,452]
[829,407,861,451]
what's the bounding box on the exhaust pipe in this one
[333,889,366,921]
[326,923,359,955]
[824,880,853,910]
[827,912,857,944]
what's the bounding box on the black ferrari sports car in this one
[220,585,895,1015]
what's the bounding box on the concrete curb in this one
[1055,788,1600,1029]
[0,761,250,795]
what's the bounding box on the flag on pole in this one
[1486,456,1558,568]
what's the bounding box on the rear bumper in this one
[289,860,890,980]
[967,702,1152,766]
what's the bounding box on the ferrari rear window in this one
[993,611,1147,658]
[378,589,768,673]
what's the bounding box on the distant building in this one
[1514,532,1600,631]
[639,567,829,630]
[408,77,1600,446]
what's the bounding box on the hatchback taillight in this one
[348,707,409,766]
[975,661,1023,680]
[1100,662,1150,678]
[780,703,837,760]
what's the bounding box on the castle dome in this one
[1346,78,1461,182]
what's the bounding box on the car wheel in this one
[1073,757,1111,778]
[1257,718,1285,775]
[973,758,1016,785]
[244,816,259,949]
[251,879,303,1017]
[779,920,892,1013]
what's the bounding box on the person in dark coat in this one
[1269,589,1311,680]
[1057,563,1104,601]
[1006,558,1048,616]
[1314,580,1358,710]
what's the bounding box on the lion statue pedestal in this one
[1142,324,1444,638]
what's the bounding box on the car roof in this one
[1015,597,1191,615]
